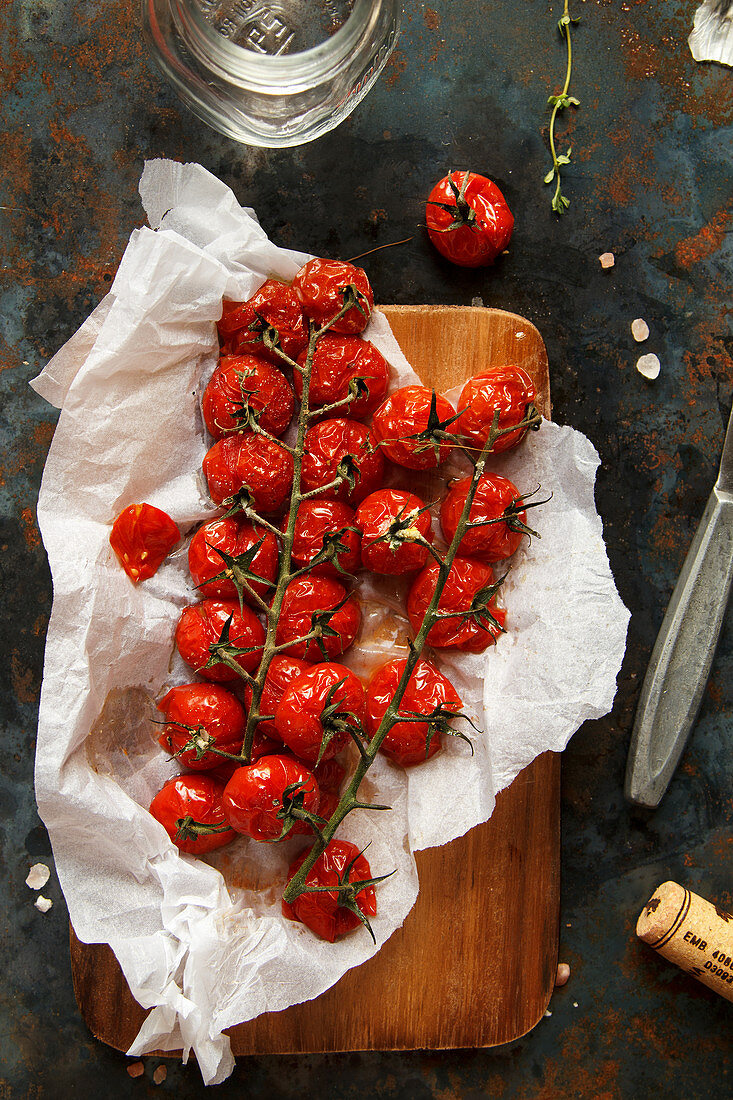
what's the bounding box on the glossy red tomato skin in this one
[276,576,361,662]
[293,258,374,335]
[109,503,180,583]
[312,757,346,794]
[202,433,294,513]
[149,774,236,854]
[294,335,389,420]
[222,754,320,841]
[175,598,265,682]
[355,489,432,575]
[455,365,536,454]
[282,839,377,942]
[406,557,507,651]
[243,654,313,739]
[284,500,361,578]
[188,516,279,603]
[202,355,294,440]
[426,172,514,268]
[274,663,366,764]
[157,682,246,770]
[300,418,385,506]
[372,386,455,470]
[218,280,308,363]
[365,658,463,766]
[440,474,527,562]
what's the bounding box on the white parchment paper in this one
[31,160,630,1084]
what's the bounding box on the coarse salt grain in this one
[153,1066,167,1085]
[636,353,660,380]
[25,863,50,890]
[555,962,571,987]
[127,1063,144,1079]
[599,252,615,269]
[34,895,53,913]
[631,318,650,342]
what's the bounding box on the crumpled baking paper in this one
[31,160,630,1085]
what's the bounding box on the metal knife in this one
[625,402,733,809]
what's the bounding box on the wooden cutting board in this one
[70,305,559,1055]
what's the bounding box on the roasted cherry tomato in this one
[202,432,294,512]
[274,663,366,765]
[312,756,346,795]
[455,365,536,454]
[426,170,514,268]
[276,576,361,662]
[355,488,433,575]
[208,727,281,786]
[293,258,374,335]
[372,386,455,470]
[365,657,463,766]
[188,516,279,604]
[157,682,246,770]
[243,654,313,739]
[218,280,308,363]
[440,473,531,562]
[175,598,265,682]
[284,499,361,578]
[406,557,507,652]
[222,754,320,841]
[149,774,236,854]
[282,840,377,941]
[202,355,294,440]
[300,418,385,506]
[109,502,179,583]
[294,334,389,420]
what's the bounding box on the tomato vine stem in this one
[544,0,580,214]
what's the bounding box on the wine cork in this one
[637,881,733,1003]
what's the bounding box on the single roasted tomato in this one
[294,335,389,420]
[202,433,294,512]
[188,516,279,603]
[157,682,246,770]
[300,418,385,506]
[202,355,294,440]
[284,499,361,578]
[426,170,514,268]
[222,754,320,841]
[312,756,346,794]
[293,258,374,335]
[276,576,361,661]
[149,774,236,854]
[440,473,535,561]
[217,280,308,363]
[355,488,432,575]
[282,839,377,942]
[274,663,366,765]
[243,654,313,739]
[175,598,265,682]
[365,658,463,766]
[406,557,507,652]
[372,386,456,470]
[455,365,537,454]
[109,503,179,583]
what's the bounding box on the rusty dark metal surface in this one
[1,0,731,1094]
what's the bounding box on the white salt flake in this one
[544,1009,553,1017]
[25,863,51,890]
[636,353,660,380]
[631,318,649,342]
[599,252,615,269]
[34,895,53,913]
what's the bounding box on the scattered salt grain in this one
[573,1001,579,1008]
[631,318,650,342]
[153,1065,167,1085]
[555,962,571,987]
[636,353,661,380]
[34,895,53,913]
[25,863,50,890]
[599,252,615,269]
[544,1009,553,1017]
[127,1063,145,1079]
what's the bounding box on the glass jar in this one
[142,0,402,148]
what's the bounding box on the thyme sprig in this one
[544,0,580,214]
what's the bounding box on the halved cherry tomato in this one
[372,386,455,470]
[282,839,377,942]
[406,557,507,652]
[202,355,294,440]
[426,171,514,268]
[175,598,265,682]
[293,258,373,335]
[274,663,366,764]
[157,682,246,770]
[218,280,308,363]
[440,473,530,561]
[188,516,279,603]
[355,489,433,575]
[455,365,536,454]
[149,774,236,854]
[365,658,463,766]
[294,334,389,420]
[222,754,320,841]
[284,499,361,578]
[300,418,385,506]
[276,576,361,661]
[202,432,294,512]
[109,503,179,583]
[243,654,313,739]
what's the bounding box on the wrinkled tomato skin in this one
[312,757,346,794]
[282,839,377,942]
[365,658,463,767]
[355,489,432,575]
[440,473,527,561]
[372,386,455,470]
[455,365,536,454]
[202,433,294,513]
[300,418,385,506]
[274,663,366,764]
[406,558,507,651]
[188,516,279,603]
[222,754,320,841]
[202,355,294,440]
[293,258,374,335]
[243,654,313,739]
[276,576,361,662]
[110,503,180,583]
[426,172,514,268]
[175,598,265,682]
[149,774,235,854]
[285,500,361,578]
[157,682,246,770]
[294,335,389,420]
[218,281,308,363]
[208,727,281,786]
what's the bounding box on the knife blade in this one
[625,402,733,808]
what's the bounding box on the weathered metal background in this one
[1,0,731,1094]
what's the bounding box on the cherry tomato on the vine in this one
[202,432,294,512]
[175,598,265,682]
[202,355,294,440]
[276,576,361,662]
[355,488,433,575]
[274,663,366,765]
[455,365,536,454]
[426,171,514,268]
[300,418,385,506]
[293,258,374,335]
[295,334,389,420]
[284,499,361,578]
[109,502,180,583]
[372,386,456,470]
[406,557,507,652]
[243,654,313,739]
[440,473,530,562]
[218,280,308,363]
[188,516,279,603]
[282,839,377,942]
[149,774,236,854]
[365,658,463,766]
[157,682,246,770]
[222,754,320,841]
